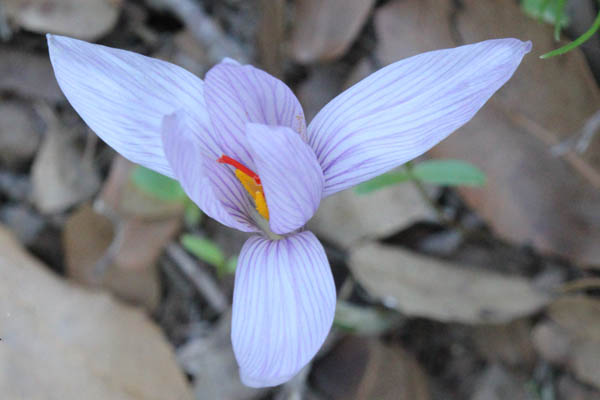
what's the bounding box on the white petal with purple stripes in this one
[162,111,258,232]
[307,38,532,196]
[204,61,308,169]
[245,123,324,235]
[47,34,214,178]
[231,232,336,387]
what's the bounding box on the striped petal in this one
[308,38,532,196]
[204,60,308,170]
[245,123,323,235]
[162,111,258,232]
[47,34,214,177]
[232,232,336,387]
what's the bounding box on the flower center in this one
[218,155,269,220]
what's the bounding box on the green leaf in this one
[183,200,203,227]
[541,8,600,59]
[180,234,226,269]
[334,301,401,335]
[224,256,238,275]
[354,171,411,194]
[411,159,486,186]
[521,0,569,29]
[131,166,185,202]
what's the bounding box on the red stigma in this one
[218,155,261,185]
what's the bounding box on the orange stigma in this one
[217,155,269,220]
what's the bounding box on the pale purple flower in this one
[47,34,530,387]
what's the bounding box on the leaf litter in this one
[1,0,600,398]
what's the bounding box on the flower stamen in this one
[219,155,269,220]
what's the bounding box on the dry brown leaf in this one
[533,297,600,390]
[350,243,551,324]
[308,184,432,249]
[177,311,267,400]
[4,0,120,40]
[373,0,600,266]
[289,0,375,63]
[63,204,162,311]
[548,295,600,341]
[31,109,100,214]
[257,0,285,78]
[0,225,193,400]
[473,319,536,367]
[531,320,572,365]
[0,48,63,101]
[100,156,184,219]
[311,336,430,400]
[0,100,40,167]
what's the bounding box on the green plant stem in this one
[541,7,600,58]
[553,0,566,40]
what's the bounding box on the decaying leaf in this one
[308,184,432,249]
[177,311,267,400]
[289,0,375,63]
[548,295,600,341]
[63,204,162,311]
[533,296,600,390]
[0,225,194,400]
[373,0,600,266]
[4,0,121,40]
[0,48,63,101]
[31,108,100,214]
[311,336,430,400]
[349,243,552,324]
[0,100,40,168]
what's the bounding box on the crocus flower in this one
[47,34,530,387]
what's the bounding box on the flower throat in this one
[218,155,269,220]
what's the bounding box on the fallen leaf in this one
[470,364,530,400]
[0,225,194,400]
[473,319,536,367]
[349,243,552,324]
[31,108,100,214]
[334,300,402,335]
[558,374,600,400]
[289,0,375,63]
[0,48,63,101]
[531,320,572,365]
[533,297,600,390]
[177,311,267,400]
[63,204,161,311]
[373,0,600,266]
[547,295,600,341]
[4,0,121,40]
[100,156,184,219]
[311,336,430,400]
[308,184,433,249]
[0,100,41,168]
[257,0,285,77]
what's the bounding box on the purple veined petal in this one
[232,231,336,387]
[47,34,221,178]
[307,38,532,196]
[161,110,259,233]
[204,60,308,169]
[245,123,324,235]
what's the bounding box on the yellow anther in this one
[255,191,269,220]
[234,169,269,220]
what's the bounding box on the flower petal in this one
[47,34,214,177]
[245,123,324,234]
[232,231,336,387]
[307,38,532,196]
[161,111,258,232]
[204,61,308,169]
